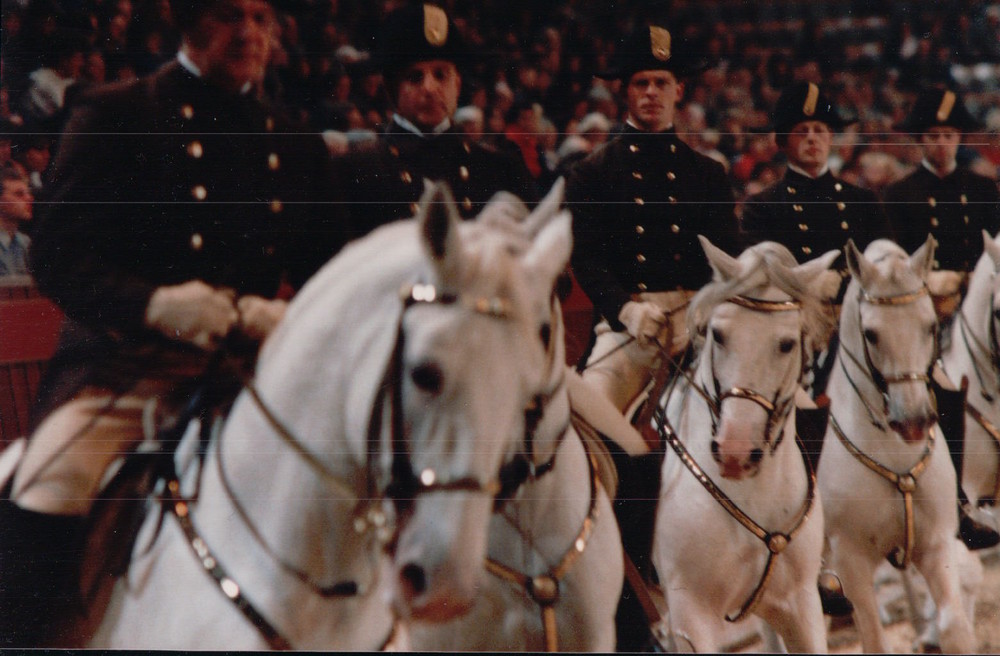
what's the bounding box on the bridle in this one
[839,284,937,430]
[654,292,816,622]
[163,279,562,650]
[698,295,805,454]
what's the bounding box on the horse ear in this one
[908,234,937,280]
[522,177,566,238]
[418,181,463,277]
[699,235,741,281]
[844,239,875,287]
[522,210,572,293]
[478,191,530,231]
[791,248,840,288]
[983,229,1000,270]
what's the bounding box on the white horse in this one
[651,237,837,653]
[941,229,1000,510]
[86,181,572,649]
[403,187,624,652]
[819,237,979,653]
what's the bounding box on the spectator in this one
[0,167,33,276]
[0,1,335,645]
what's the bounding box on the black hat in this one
[375,3,467,78]
[770,82,854,138]
[597,24,700,81]
[894,88,980,134]
[169,0,300,32]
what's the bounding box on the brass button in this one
[635,225,645,234]
[270,198,283,213]
[841,221,849,230]
[463,141,471,153]
[187,141,203,158]
[666,171,676,181]
[401,170,413,184]
[787,186,797,194]
[798,223,808,231]
[632,171,643,180]
[459,165,469,181]
[931,217,939,227]
[670,224,680,233]
[793,204,803,212]
[389,146,400,157]
[410,202,419,214]
[192,185,207,201]
[636,253,646,263]
[837,202,846,211]
[190,233,203,250]
[802,246,812,254]
[268,153,280,170]
[964,215,970,224]
[634,197,645,206]
[181,104,194,120]
[928,197,937,208]
[629,144,639,153]
[463,197,472,211]
[961,194,968,205]
[265,117,274,132]
[670,144,676,153]
[834,183,843,192]
[668,196,677,203]
[637,282,648,291]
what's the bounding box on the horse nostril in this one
[710,440,721,460]
[400,563,428,597]
[749,448,764,464]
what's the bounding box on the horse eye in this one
[779,338,795,354]
[863,328,878,345]
[711,328,725,346]
[411,362,444,394]
[539,323,552,349]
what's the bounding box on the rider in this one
[885,87,1000,551]
[564,22,739,650]
[0,0,333,645]
[330,2,537,241]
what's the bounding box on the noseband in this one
[702,295,804,453]
[841,285,936,428]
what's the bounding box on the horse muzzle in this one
[710,429,765,480]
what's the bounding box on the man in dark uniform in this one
[886,88,1000,551]
[567,23,739,415]
[332,3,537,240]
[565,23,739,650]
[0,0,334,645]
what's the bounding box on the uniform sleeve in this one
[29,92,157,335]
[566,151,631,326]
[701,158,741,256]
[857,189,891,252]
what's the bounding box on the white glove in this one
[145,280,239,350]
[618,300,667,347]
[926,270,963,297]
[237,295,288,341]
[813,269,844,302]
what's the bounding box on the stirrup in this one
[818,570,854,617]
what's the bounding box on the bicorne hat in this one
[770,82,854,140]
[375,3,468,79]
[893,88,980,134]
[597,24,701,81]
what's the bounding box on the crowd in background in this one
[4,0,1000,223]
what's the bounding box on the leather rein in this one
[654,294,816,622]
[162,281,563,650]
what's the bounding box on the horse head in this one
[385,180,571,621]
[842,236,938,443]
[690,237,837,479]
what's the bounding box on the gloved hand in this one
[618,300,667,347]
[926,270,963,297]
[237,295,288,341]
[145,280,239,349]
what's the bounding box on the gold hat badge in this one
[650,26,671,61]
[424,4,448,47]
[936,91,956,123]
[802,83,819,117]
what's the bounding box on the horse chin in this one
[893,424,931,444]
[393,593,475,623]
[716,459,761,481]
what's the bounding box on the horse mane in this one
[688,241,833,353]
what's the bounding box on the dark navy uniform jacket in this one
[741,168,891,272]
[566,125,739,328]
[331,118,538,240]
[883,164,1000,271]
[29,61,335,407]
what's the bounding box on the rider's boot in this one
[0,498,86,646]
[934,376,1000,550]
